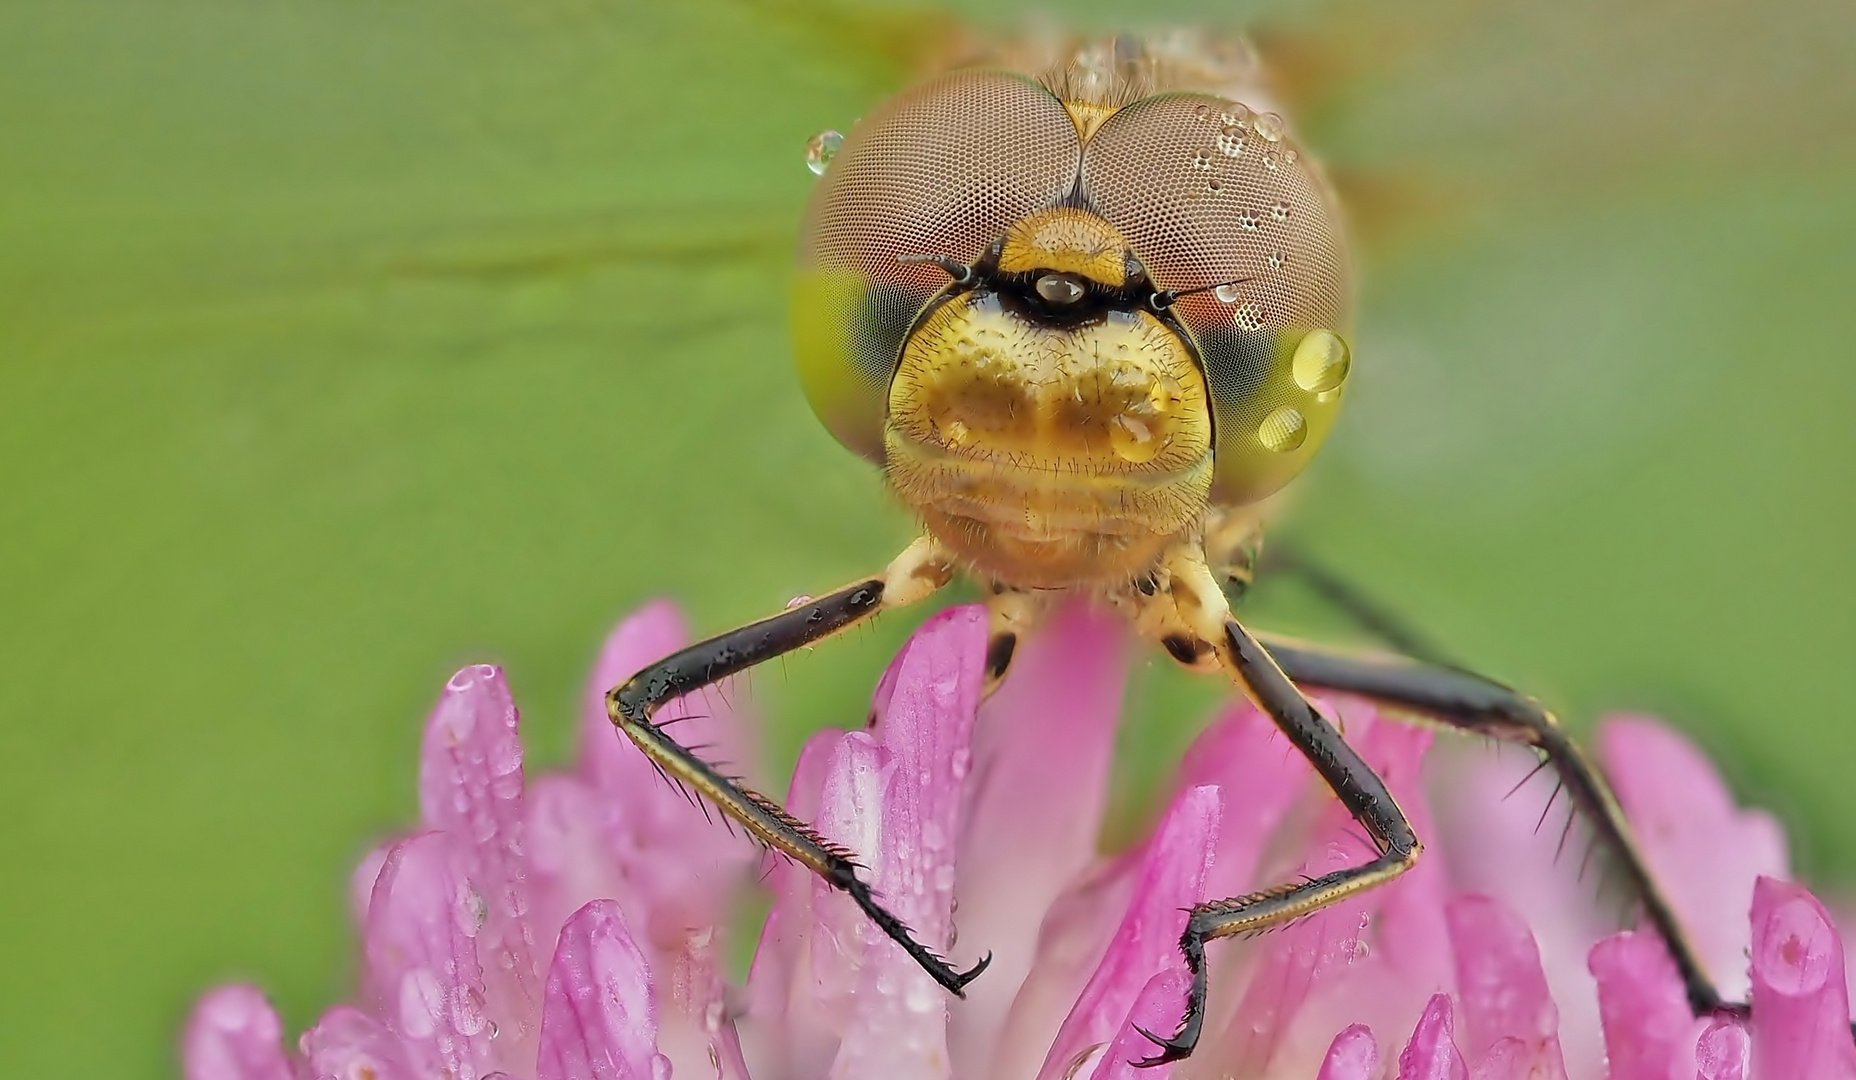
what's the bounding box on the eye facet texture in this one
[794,71,1081,461]
[1084,94,1353,504]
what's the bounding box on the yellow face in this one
[793,68,1353,587]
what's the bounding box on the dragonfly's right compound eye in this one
[793,71,1081,463]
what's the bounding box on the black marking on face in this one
[986,633,1019,680]
[1162,634,1206,666]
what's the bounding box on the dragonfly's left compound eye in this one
[793,71,1081,463]
[1085,96,1354,506]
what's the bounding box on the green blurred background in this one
[3,0,1852,1074]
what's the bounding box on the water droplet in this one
[1233,302,1266,331]
[804,130,843,176]
[450,985,488,1036]
[1284,149,1299,165]
[1191,149,1213,171]
[1110,413,1161,463]
[785,594,813,609]
[1259,406,1308,452]
[1194,103,1212,121]
[1291,329,1351,394]
[1215,132,1244,158]
[1237,210,1260,230]
[1270,200,1291,221]
[904,977,940,1013]
[1254,111,1285,142]
[456,887,488,938]
[1213,282,1245,303]
[703,1000,725,1034]
[650,1052,674,1080]
[1206,178,1222,193]
[1262,151,1279,171]
[1267,252,1285,271]
[1219,104,1251,130]
[486,1020,500,1040]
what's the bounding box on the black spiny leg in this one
[1256,637,1767,1030]
[1134,619,1421,1067]
[607,577,991,996]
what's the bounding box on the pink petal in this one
[1397,994,1468,1080]
[362,831,498,1079]
[1206,702,1441,1072]
[1219,836,1376,1074]
[419,664,541,1049]
[183,985,297,1080]
[1599,716,1788,1002]
[1088,968,1191,1080]
[298,1006,414,1080]
[1748,876,1856,1080]
[954,600,1129,1079]
[576,603,760,944]
[1175,700,1312,919]
[741,729,843,1077]
[1587,931,1698,1080]
[1428,742,1608,1076]
[524,775,630,964]
[1446,895,1568,1079]
[1317,1024,1381,1080]
[1033,784,1223,1080]
[819,605,989,1079]
[1695,1018,1749,1080]
[537,900,663,1080]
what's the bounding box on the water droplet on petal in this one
[804,130,843,176]
[904,977,940,1013]
[1259,406,1308,452]
[649,1052,674,1080]
[450,985,488,1036]
[1291,329,1351,394]
[1254,111,1285,142]
[456,887,489,938]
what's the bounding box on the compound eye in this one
[1035,273,1087,306]
[1082,93,1353,506]
[793,71,1081,463]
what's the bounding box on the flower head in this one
[186,601,1856,1080]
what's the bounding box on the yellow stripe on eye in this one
[791,268,889,463]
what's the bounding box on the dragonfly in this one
[604,31,1757,1068]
